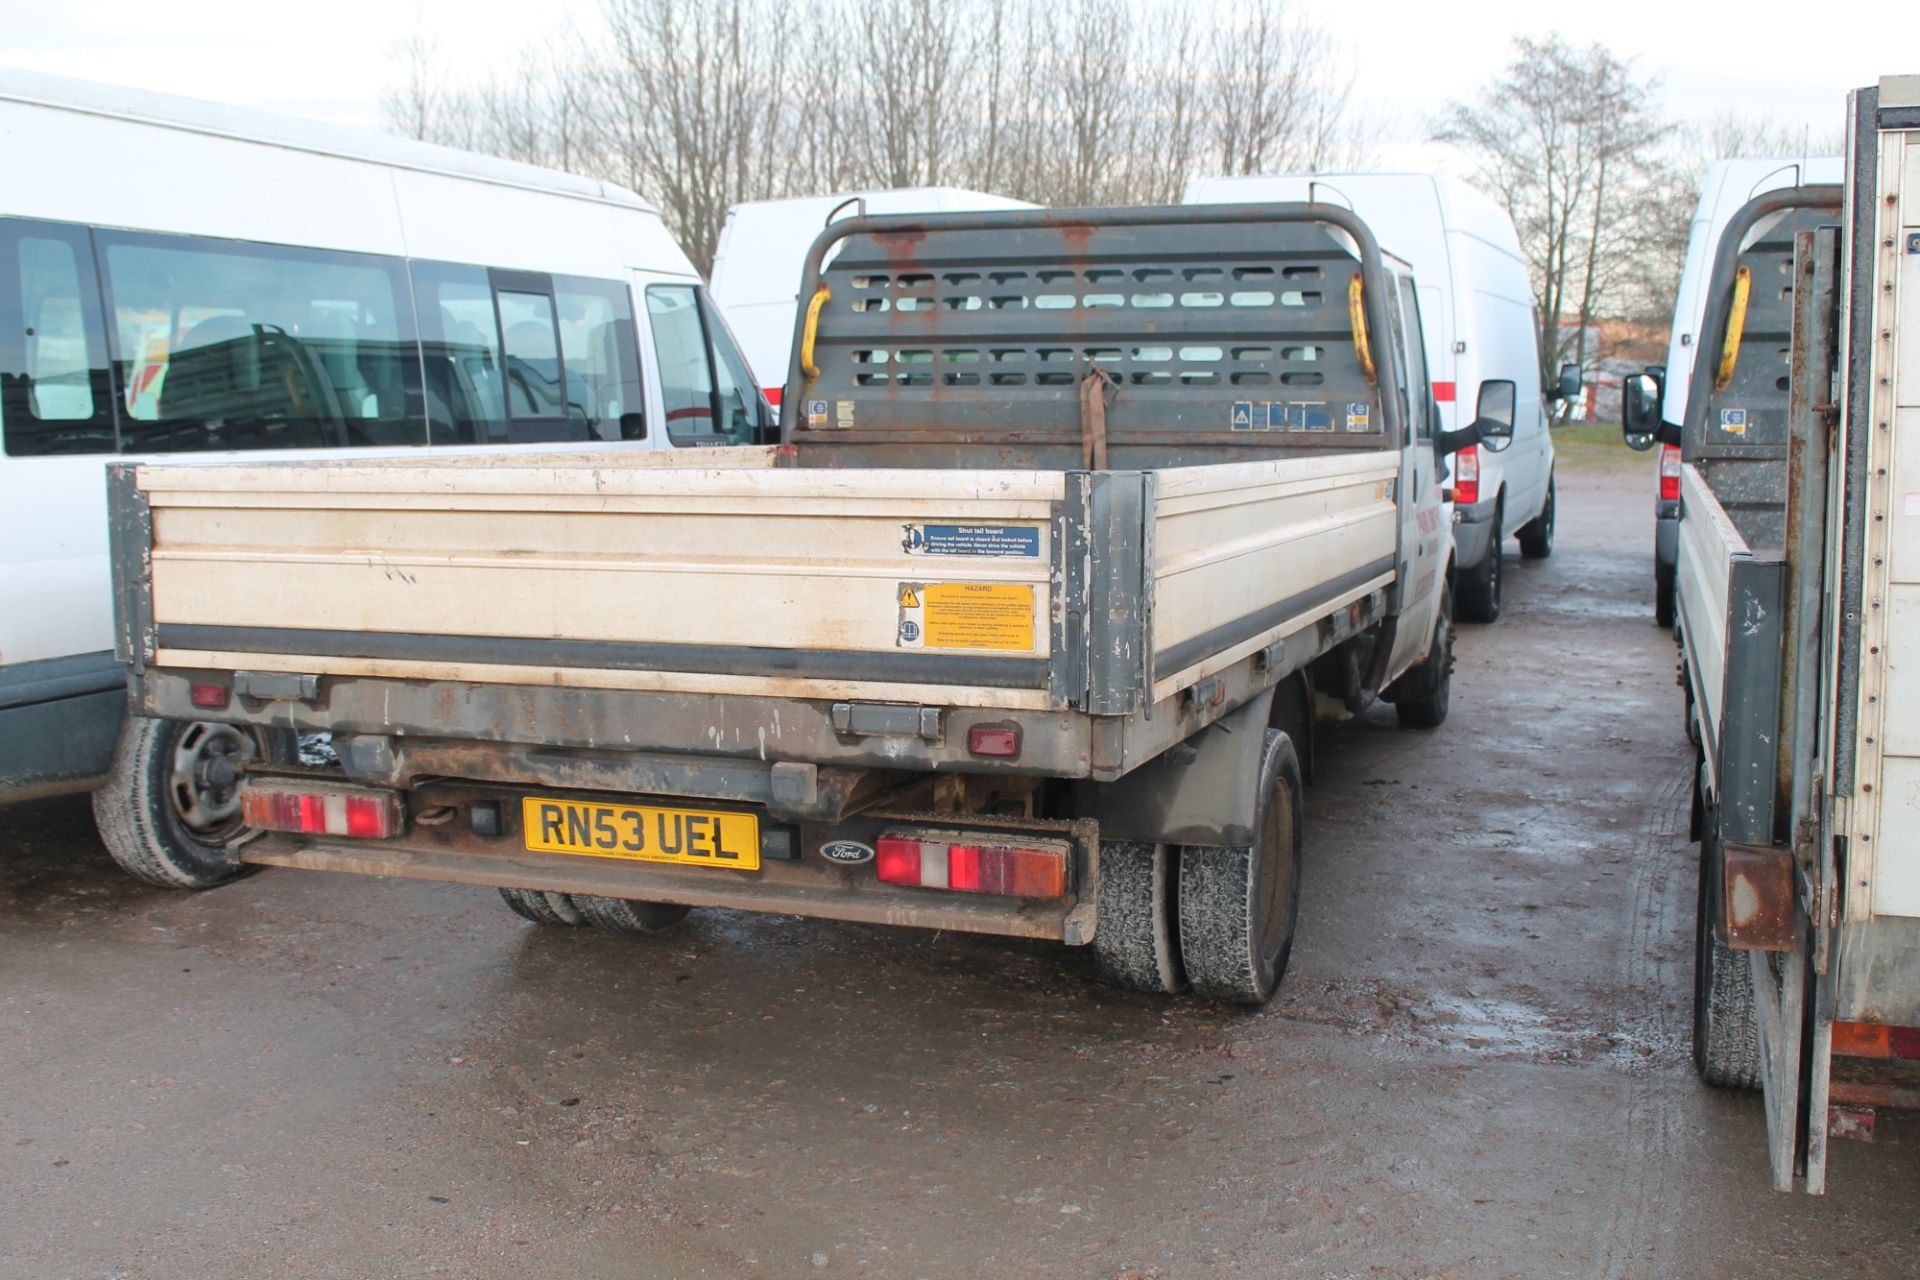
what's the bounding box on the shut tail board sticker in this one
[897,582,1036,651]
[901,523,1041,558]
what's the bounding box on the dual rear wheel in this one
[499,887,691,934]
[1093,731,1305,1005]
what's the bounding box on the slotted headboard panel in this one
[783,205,1404,469]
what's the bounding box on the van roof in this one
[1183,171,1523,264]
[0,65,657,213]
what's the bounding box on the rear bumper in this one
[1656,504,1680,570]
[237,775,1099,945]
[0,652,126,804]
[1452,500,1497,570]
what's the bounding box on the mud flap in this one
[1071,690,1275,849]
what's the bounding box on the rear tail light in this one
[190,682,228,708]
[875,834,1068,899]
[241,784,402,839]
[763,386,782,408]
[1659,443,1682,501]
[1453,444,1480,507]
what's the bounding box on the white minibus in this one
[0,68,769,885]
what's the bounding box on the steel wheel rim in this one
[169,720,257,838]
[1254,771,1298,973]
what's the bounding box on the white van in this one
[1186,172,1574,623]
[1641,156,1843,626]
[710,188,1037,401]
[0,68,769,882]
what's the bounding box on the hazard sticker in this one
[807,399,829,428]
[897,582,1035,651]
[1720,408,1748,436]
[1231,401,1255,431]
[1344,401,1371,432]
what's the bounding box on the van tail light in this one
[1453,445,1480,507]
[241,783,401,839]
[875,834,1069,899]
[762,386,782,408]
[1659,443,1682,501]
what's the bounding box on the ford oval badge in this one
[820,839,875,865]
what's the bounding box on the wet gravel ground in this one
[4,457,1919,1279]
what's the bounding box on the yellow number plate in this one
[521,797,760,871]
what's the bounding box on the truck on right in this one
[1622,74,1920,1193]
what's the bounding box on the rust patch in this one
[1722,841,1796,951]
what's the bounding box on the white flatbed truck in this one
[105,204,1511,1002]
[1623,75,1920,1188]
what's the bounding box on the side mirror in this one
[1472,379,1516,453]
[1556,362,1583,401]
[1621,372,1662,452]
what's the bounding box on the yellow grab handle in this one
[1348,272,1377,387]
[800,285,832,380]
[1713,265,1751,393]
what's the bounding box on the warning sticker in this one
[897,582,1035,651]
[835,400,856,428]
[1231,401,1256,430]
[1344,401,1372,432]
[902,523,1041,558]
[807,399,829,429]
[1719,408,1748,436]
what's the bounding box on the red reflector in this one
[190,682,228,708]
[763,386,782,407]
[240,785,399,839]
[1432,381,1456,403]
[1453,444,1479,508]
[1659,443,1682,501]
[967,726,1021,757]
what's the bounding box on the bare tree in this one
[1434,36,1668,380]
[380,0,1384,268]
[381,29,442,142]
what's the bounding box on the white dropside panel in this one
[1150,451,1399,699]
[1676,463,1745,788]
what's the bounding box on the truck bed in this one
[118,444,1397,778]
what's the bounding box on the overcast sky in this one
[1,0,1893,169]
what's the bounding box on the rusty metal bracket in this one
[1725,841,1798,951]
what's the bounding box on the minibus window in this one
[497,290,567,420]
[0,222,116,456]
[555,277,644,441]
[412,261,507,443]
[99,232,423,453]
[646,285,723,446]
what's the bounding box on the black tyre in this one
[1176,731,1305,1005]
[1092,841,1183,994]
[1455,507,1502,624]
[574,895,692,934]
[1655,559,1676,629]
[1391,587,1454,730]
[1693,806,1762,1090]
[1518,473,1555,558]
[91,716,292,889]
[499,887,592,927]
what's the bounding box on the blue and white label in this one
[807,399,830,428]
[1231,401,1255,430]
[902,523,1041,558]
[1720,408,1748,436]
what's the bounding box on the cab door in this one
[1384,271,1450,681]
